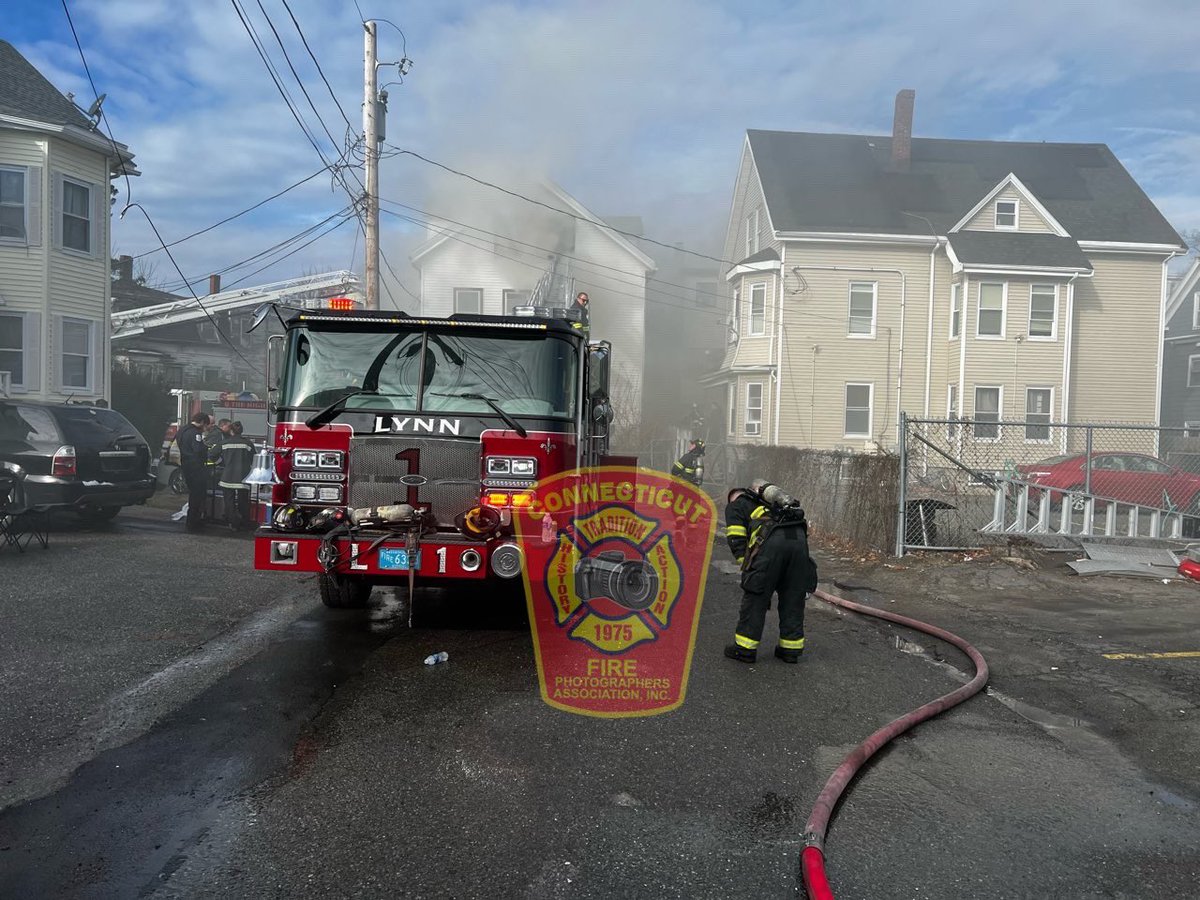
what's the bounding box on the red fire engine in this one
[250,305,618,607]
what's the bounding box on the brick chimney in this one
[208,274,221,295]
[116,254,133,282]
[891,89,916,172]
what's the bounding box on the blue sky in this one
[6,0,1200,303]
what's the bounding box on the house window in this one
[949,283,961,339]
[745,208,759,258]
[974,386,1002,440]
[0,167,26,241]
[848,282,877,337]
[729,288,741,343]
[947,383,958,438]
[977,282,1005,338]
[197,319,219,343]
[844,383,873,437]
[61,178,91,253]
[727,383,737,435]
[748,283,766,336]
[1029,284,1057,339]
[1189,355,1200,388]
[0,314,23,385]
[1025,387,1053,442]
[502,289,530,314]
[1185,422,1200,438]
[1192,292,1200,330]
[454,287,483,314]
[994,199,1018,230]
[745,382,763,436]
[61,318,92,389]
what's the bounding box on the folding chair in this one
[0,465,50,553]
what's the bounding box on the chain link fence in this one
[901,415,1200,553]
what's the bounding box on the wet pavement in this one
[1,509,1199,898]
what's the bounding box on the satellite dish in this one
[86,93,106,119]
[247,303,274,333]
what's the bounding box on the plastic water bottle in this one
[424,651,449,666]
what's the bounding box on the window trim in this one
[847,281,877,339]
[947,383,959,438]
[60,316,93,391]
[1184,421,1200,438]
[1024,386,1054,444]
[0,311,25,388]
[745,208,759,258]
[994,199,1019,231]
[976,281,1007,340]
[727,383,737,436]
[0,165,28,244]
[1189,354,1200,388]
[1028,283,1058,341]
[501,288,531,314]
[973,384,1003,442]
[949,282,961,340]
[1192,292,1200,331]
[60,175,92,255]
[747,282,767,336]
[843,382,873,438]
[744,381,763,436]
[453,287,484,314]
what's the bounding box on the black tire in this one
[169,468,187,495]
[319,573,373,609]
[77,505,121,522]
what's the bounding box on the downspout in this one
[958,274,968,427]
[774,244,786,445]
[1060,272,1079,455]
[923,240,938,417]
[789,264,905,446]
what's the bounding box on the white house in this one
[0,40,137,402]
[409,182,655,425]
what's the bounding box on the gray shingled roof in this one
[0,40,94,129]
[748,130,1184,247]
[736,247,780,266]
[948,232,1093,272]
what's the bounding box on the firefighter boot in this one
[724,643,757,663]
[774,645,802,664]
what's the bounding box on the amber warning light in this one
[327,296,356,311]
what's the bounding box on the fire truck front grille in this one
[348,436,480,528]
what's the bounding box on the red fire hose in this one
[800,587,990,899]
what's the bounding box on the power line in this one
[132,164,332,260]
[120,203,264,377]
[280,0,356,134]
[388,145,734,268]
[222,214,356,290]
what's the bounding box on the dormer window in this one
[994,199,1018,230]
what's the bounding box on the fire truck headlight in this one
[486,457,511,475]
[293,451,318,468]
[316,486,342,502]
[510,458,537,477]
[318,451,344,469]
[293,484,318,501]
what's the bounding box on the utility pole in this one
[363,20,380,310]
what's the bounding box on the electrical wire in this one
[222,214,356,290]
[119,202,264,377]
[387,145,734,268]
[280,0,356,134]
[132,164,333,260]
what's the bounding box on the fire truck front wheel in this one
[318,572,373,609]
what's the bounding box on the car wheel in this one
[319,573,373,609]
[169,468,187,495]
[78,505,121,522]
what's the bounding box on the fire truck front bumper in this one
[253,531,524,580]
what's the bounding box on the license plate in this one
[378,548,421,571]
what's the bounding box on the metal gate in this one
[898,414,1200,554]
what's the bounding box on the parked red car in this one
[1017,452,1200,512]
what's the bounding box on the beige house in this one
[0,40,136,402]
[707,91,1185,457]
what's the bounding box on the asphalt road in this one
[1,507,1198,899]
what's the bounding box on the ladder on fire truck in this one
[110,271,361,340]
[529,255,575,309]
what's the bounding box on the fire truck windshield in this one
[282,327,578,419]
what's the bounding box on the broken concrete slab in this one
[1067,559,1182,579]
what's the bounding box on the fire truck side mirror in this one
[266,333,284,423]
[587,341,611,402]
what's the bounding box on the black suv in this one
[0,400,156,520]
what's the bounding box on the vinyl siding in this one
[962,185,1056,234]
[1070,253,1168,426]
[1161,280,1200,427]
[727,272,777,369]
[0,132,49,314]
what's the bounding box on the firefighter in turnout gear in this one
[723,481,818,664]
[671,439,705,486]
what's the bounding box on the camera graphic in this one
[574,550,660,612]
